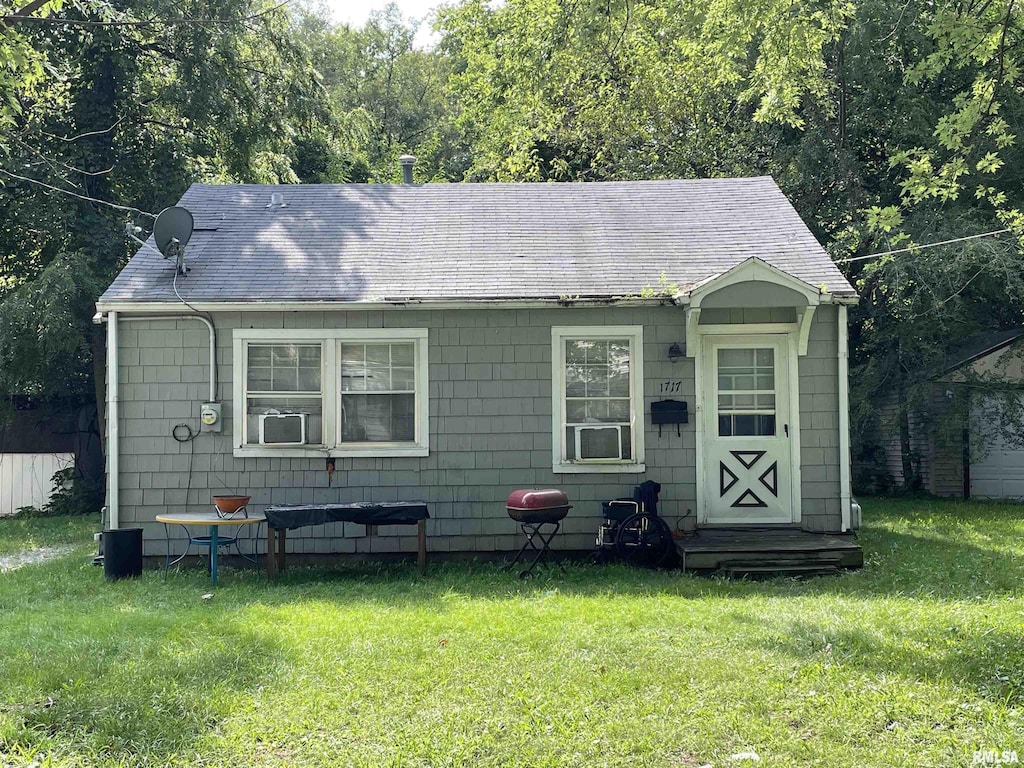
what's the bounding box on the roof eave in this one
[95,295,670,313]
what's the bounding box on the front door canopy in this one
[680,257,826,310]
[678,258,825,358]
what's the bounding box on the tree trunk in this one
[896,366,921,492]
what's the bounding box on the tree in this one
[827,1,1024,489]
[436,0,853,181]
[0,0,354,493]
[299,3,461,182]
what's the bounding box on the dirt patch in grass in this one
[0,545,72,572]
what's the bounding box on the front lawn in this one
[0,499,1021,767]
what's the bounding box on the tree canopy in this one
[1,0,1022,491]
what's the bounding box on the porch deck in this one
[678,528,863,573]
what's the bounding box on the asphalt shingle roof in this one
[98,177,856,305]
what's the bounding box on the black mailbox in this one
[651,399,688,437]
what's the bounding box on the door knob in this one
[784,424,789,437]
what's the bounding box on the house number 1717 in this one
[660,381,682,394]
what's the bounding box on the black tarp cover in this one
[263,501,429,530]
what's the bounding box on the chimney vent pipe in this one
[398,154,416,185]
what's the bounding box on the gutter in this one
[95,293,860,314]
[93,311,217,529]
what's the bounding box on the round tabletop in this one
[155,511,266,526]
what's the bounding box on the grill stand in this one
[505,521,565,579]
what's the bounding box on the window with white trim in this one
[234,329,428,458]
[552,326,645,473]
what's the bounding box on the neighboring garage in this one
[874,328,1024,499]
[968,393,1024,499]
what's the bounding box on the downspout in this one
[106,311,119,529]
[94,311,218,530]
[838,305,852,531]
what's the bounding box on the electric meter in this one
[200,402,222,432]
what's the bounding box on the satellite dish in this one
[153,206,194,258]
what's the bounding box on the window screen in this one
[340,343,416,443]
[244,344,323,445]
[563,339,632,460]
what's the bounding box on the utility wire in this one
[1,0,293,27]
[0,167,156,218]
[837,228,1012,264]
[173,269,203,315]
[127,231,165,258]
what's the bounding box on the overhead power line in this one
[837,228,1013,264]
[0,167,156,218]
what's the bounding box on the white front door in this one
[702,335,794,524]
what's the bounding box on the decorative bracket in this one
[796,305,816,356]
[685,307,700,357]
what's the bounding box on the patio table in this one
[155,511,265,586]
[262,502,429,576]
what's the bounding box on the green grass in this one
[0,499,1021,767]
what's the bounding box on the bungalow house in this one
[95,174,861,568]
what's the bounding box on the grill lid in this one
[506,488,570,511]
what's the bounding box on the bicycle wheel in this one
[614,513,674,568]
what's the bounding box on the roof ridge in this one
[186,176,779,190]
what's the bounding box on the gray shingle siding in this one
[798,305,841,531]
[113,305,844,557]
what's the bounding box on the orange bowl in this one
[213,495,250,514]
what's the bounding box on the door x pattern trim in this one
[719,450,779,509]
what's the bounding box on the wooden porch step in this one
[722,563,840,579]
[678,529,863,571]
[719,555,843,568]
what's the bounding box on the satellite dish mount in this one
[153,206,194,276]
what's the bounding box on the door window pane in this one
[717,346,776,437]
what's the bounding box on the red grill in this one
[506,488,572,524]
[505,489,572,579]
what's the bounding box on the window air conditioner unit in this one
[259,411,307,446]
[574,425,622,461]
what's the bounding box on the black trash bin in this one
[103,527,143,580]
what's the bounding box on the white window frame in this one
[233,328,429,458]
[551,325,646,474]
